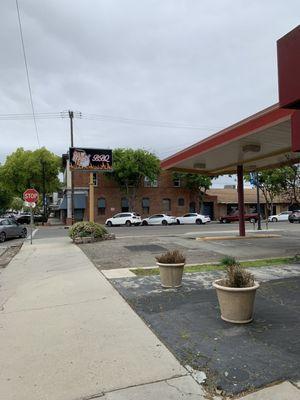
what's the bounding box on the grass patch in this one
[130,256,297,276]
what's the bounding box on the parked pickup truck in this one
[219,212,259,223]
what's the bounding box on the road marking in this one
[27,228,38,240]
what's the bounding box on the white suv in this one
[105,212,142,227]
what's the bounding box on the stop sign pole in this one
[23,189,39,244]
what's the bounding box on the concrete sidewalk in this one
[0,237,203,400]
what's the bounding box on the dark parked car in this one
[219,211,259,223]
[0,218,27,242]
[16,214,45,225]
[288,210,300,223]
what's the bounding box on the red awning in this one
[161,104,299,175]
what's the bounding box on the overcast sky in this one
[1,0,299,186]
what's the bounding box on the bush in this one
[220,255,237,267]
[156,249,186,264]
[223,263,255,288]
[69,221,108,240]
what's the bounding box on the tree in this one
[245,169,285,217]
[107,149,161,211]
[0,183,12,214]
[0,147,62,198]
[277,165,300,208]
[245,165,300,216]
[173,172,213,212]
[10,197,24,211]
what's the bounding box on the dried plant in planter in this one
[222,263,255,288]
[156,249,186,264]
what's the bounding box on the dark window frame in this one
[178,197,185,206]
[162,198,171,212]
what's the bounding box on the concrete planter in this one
[213,279,259,324]
[156,262,185,288]
[73,233,115,244]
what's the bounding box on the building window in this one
[178,198,185,206]
[97,198,106,215]
[93,172,98,186]
[162,198,171,212]
[173,178,181,187]
[121,197,129,212]
[142,197,150,214]
[144,176,158,187]
[189,201,196,213]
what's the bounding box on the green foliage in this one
[0,147,62,198]
[173,172,212,192]
[131,256,296,276]
[156,249,186,264]
[219,255,237,267]
[173,172,213,212]
[69,221,108,239]
[245,165,300,215]
[10,197,24,211]
[107,148,161,210]
[0,183,13,214]
[277,165,300,206]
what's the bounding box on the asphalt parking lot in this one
[72,221,300,270]
[6,222,300,270]
[110,267,300,396]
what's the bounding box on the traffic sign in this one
[24,201,36,208]
[23,188,39,203]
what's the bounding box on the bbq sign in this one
[69,148,113,171]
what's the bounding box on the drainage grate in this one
[124,244,167,253]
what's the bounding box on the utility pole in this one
[69,110,75,224]
[41,159,46,224]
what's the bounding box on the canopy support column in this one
[237,165,245,237]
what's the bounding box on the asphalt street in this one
[30,220,300,240]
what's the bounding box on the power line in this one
[81,112,223,130]
[15,0,40,147]
[0,110,223,131]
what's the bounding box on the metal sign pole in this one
[89,172,95,222]
[30,204,33,244]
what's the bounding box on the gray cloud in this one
[0,0,299,187]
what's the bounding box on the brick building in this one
[59,162,218,224]
[59,156,290,224]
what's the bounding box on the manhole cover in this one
[124,244,167,252]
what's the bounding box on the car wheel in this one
[272,217,278,222]
[289,219,294,223]
[223,219,228,223]
[196,219,202,225]
[177,219,180,225]
[107,221,112,227]
[162,220,168,226]
[125,220,132,227]
[142,221,148,226]
[20,228,27,238]
[249,218,256,223]
[0,232,6,243]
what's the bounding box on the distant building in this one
[59,155,291,224]
[207,188,290,219]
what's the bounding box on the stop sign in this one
[23,188,39,203]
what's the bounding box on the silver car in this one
[0,218,27,243]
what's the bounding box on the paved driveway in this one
[77,222,300,270]
[110,265,300,395]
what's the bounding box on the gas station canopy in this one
[160,25,300,236]
[161,104,299,175]
[161,26,300,176]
